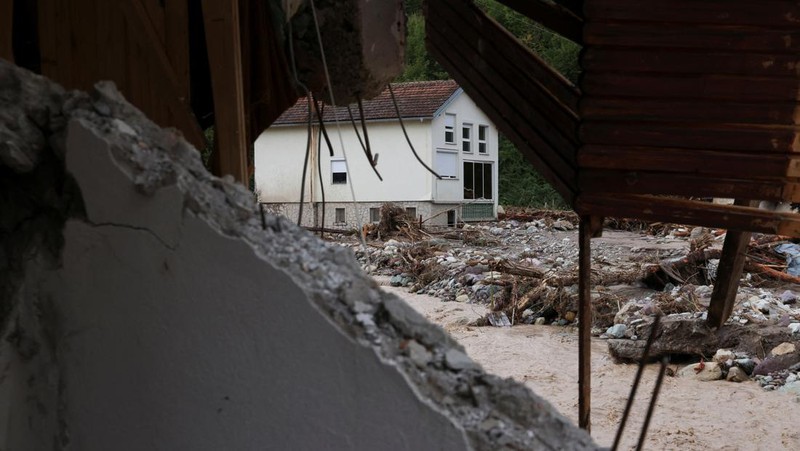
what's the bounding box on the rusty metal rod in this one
[636,356,670,451]
[578,216,592,431]
[611,314,662,451]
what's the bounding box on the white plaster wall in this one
[255,120,433,204]
[431,93,498,216]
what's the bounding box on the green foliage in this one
[396,13,449,82]
[398,0,578,209]
[498,136,568,209]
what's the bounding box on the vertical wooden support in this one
[578,215,593,431]
[202,0,248,184]
[706,200,757,328]
[0,0,12,62]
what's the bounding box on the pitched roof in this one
[272,80,460,126]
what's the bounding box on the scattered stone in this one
[551,220,574,231]
[713,349,735,364]
[444,349,479,372]
[534,317,546,326]
[726,367,748,382]
[781,290,797,304]
[606,324,627,339]
[455,294,470,303]
[770,342,796,357]
[789,323,800,335]
[678,361,722,381]
[406,340,432,368]
[487,312,511,327]
[734,358,756,375]
[779,381,800,396]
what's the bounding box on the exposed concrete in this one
[0,61,597,450]
[288,0,405,103]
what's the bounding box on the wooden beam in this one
[164,0,191,103]
[0,0,12,62]
[706,200,759,328]
[578,216,593,431]
[576,194,800,237]
[202,0,248,183]
[493,0,583,43]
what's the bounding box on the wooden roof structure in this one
[425,0,800,432]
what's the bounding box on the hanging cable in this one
[310,0,369,251]
[355,95,383,181]
[316,100,327,237]
[311,99,335,157]
[297,93,313,226]
[346,106,368,153]
[387,83,443,179]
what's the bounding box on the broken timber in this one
[425,0,800,434]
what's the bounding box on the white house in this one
[254,80,498,227]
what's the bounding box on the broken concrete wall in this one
[0,61,596,450]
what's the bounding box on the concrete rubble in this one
[0,61,597,449]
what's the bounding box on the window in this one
[463,161,492,200]
[370,207,380,223]
[405,207,417,219]
[335,208,346,224]
[331,159,347,184]
[444,114,456,144]
[462,123,472,152]
[478,125,488,154]
[435,150,458,178]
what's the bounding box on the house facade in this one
[254,80,498,227]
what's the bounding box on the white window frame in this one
[463,161,493,201]
[334,207,346,224]
[461,123,472,153]
[434,149,458,179]
[478,125,488,154]
[369,207,381,223]
[331,159,347,184]
[444,113,456,145]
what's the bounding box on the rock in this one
[678,361,722,381]
[789,323,800,335]
[778,381,800,397]
[753,353,800,376]
[770,342,796,357]
[713,349,735,364]
[734,358,756,375]
[496,205,505,215]
[444,349,479,371]
[390,274,404,286]
[726,367,748,382]
[455,294,469,303]
[487,312,511,327]
[787,374,798,384]
[781,290,797,304]
[564,311,576,322]
[689,227,706,239]
[534,317,546,326]
[606,324,627,339]
[406,340,432,368]
[552,220,574,231]
[489,227,505,236]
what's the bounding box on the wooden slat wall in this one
[426,0,581,204]
[0,0,13,62]
[36,0,204,151]
[578,0,800,204]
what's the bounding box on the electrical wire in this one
[387,83,443,180]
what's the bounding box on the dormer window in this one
[444,113,456,144]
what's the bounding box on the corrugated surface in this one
[578,0,800,203]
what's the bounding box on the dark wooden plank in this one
[585,0,800,28]
[439,0,580,112]
[582,73,799,103]
[427,24,578,192]
[428,33,577,203]
[707,200,757,329]
[430,1,580,153]
[165,0,191,102]
[493,0,582,43]
[0,0,12,62]
[122,0,206,151]
[552,0,583,19]
[583,48,800,78]
[576,194,800,237]
[581,121,800,153]
[201,0,248,183]
[578,215,593,432]
[37,0,58,77]
[579,169,800,203]
[584,23,800,54]
[579,146,800,179]
[581,98,798,126]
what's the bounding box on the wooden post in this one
[578,215,593,431]
[706,200,758,328]
[0,0,12,62]
[202,0,248,184]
